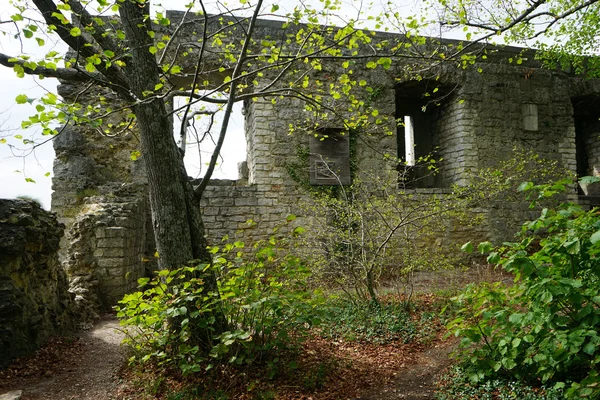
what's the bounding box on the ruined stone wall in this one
[63,188,151,315]
[468,65,576,170]
[52,80,153,312]
[0,200,75,368]
[50,14,600,312]
[437,98,479,186]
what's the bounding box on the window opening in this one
[173,97,246,180]
[572,95,600,197]
[395,81,452,189]
[309,128,351,185]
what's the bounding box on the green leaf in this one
[487,252,501,264]
[85,62,96,73]
[517,181,534,192]
[583,342,596,355]
[580,176,600,185]
[461,242,474,254]
[477,241,494,254]
[377,57,392,69]
[15,94,29,104]
[70,27,82,37]
[554,382,566,390]
[271,4,279,12]
[563,239,580,255]
[503,358,517,370]
[130,150,141,161]
[590,230,600,244]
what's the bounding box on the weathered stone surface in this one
[0,390,23,400]
[61,187,151,316]
[0,200,75,369]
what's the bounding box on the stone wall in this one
[63,187,151,316]
[52,80,152,313]
[0,199,75,368]
[49,14,600,311]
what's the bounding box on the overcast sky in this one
[0,0,419,209]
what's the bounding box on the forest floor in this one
[0,301,458,400]
[0,315,125,400]
[1,267,501,400]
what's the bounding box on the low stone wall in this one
[200,179,305,247]
[0,199,76,368]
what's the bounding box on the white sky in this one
[0,0,420,209]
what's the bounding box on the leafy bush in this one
[116,229,325,375]
[448,182,600,398]
[297,150,569,306]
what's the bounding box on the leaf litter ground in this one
[0,294,458,400]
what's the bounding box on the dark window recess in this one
[395,80,452,189]
[572,94,600,199]
[309,128,351,185]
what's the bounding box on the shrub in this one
[116,227,325,375]
[448,180,600,398]
[297,150,569,306]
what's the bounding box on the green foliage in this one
[436,366,564,400]
[298,149,568,306]
[448,182,600,398]
[297,167,463,306]
[116,232,325,375]
[320,298,418,344]
[320,295,450,345]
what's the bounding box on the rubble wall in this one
[0,199,75,368]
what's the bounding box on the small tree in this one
[296,150,570,306]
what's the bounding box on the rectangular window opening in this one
[404,115,415,166]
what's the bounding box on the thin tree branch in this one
[195,0,264,198]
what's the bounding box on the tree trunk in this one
[119,2,227,343]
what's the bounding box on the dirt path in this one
[0,315,125,400]
[357,340,458,400]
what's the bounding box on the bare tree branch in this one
[195,0,264,198]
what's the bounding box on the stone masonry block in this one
[97,238,124,248]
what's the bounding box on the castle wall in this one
[50,15,600,309]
